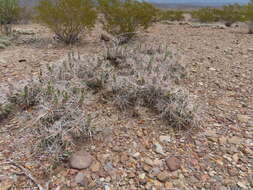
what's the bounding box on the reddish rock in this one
[166,157,181,172]
[69,151,93,170]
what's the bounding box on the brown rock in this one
[69,151,93,170]
[166,157,181,171]
[157,171,170,182]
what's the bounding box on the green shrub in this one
[244,0,253,33]
[0,0,20,34]
[157,10,185,21]
[191,8,221,23]
[97,0,156,43]
[36,0,97,44]
[219,4,246,26]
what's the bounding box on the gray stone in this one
[69,151,93,170]
[159,135,171,143]
[75,172,87,186]
[154,143,165,155]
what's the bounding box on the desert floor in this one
[0,22,253,190]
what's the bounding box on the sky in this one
[149,0,249,5]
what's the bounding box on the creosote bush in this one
[156,10,185,22]
[244,0,253,33]
[97,0,156,44]
[219,4,245,26]
[191,8,221,23]
[36,0,97,44]
[0,0,20,35]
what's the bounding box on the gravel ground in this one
[0,22,252,190]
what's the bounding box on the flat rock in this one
[69,151,93,170]
[157,171,170,182]
[159,135,171,143]
[154,143,165,155]
[143,157,154,166]
[228,136,244,145]
[166,157,181,171]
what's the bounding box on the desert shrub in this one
[97,0,156,44]
[244,0,253,33]
[157,10,185,22]
[36,0,97,44]
[0,0,20,35]
[191,8,221,23]
[218,4,246,26]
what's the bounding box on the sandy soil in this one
[0,22,253,190]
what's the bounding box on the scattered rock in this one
[237,181,248,189]
[69,151,93,170]
[219,136,227,145]
[143,157,154,166]
[237,114,251,123]
[159,135,171,143]
[154,143,165,155]
[232,153,239,163]
[132,152,140,159]
[75,172,87,186]
[157,171,170,182]
[142,163,152,173]
[228,168,238,176]
[228,136,244,145]
[165,181,173,189]
[166,157,181,171]
[90,161,101,172]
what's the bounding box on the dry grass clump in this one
[1,52,106,160]
[1,43,198,162]
[102,43,198,129]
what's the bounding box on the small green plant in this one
[0,0,20,35]
[36,0,97,44]
[191,8,221,23]
[219,4,245,26]
[97,0,156,43]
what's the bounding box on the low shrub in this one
[219,4,246,26]
[36,0,97,44]
[157,10,185,22]
[244,0,253,33]
[97,0,156,44]
[191,8,221,23]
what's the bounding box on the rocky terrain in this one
[0,22,253,190]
